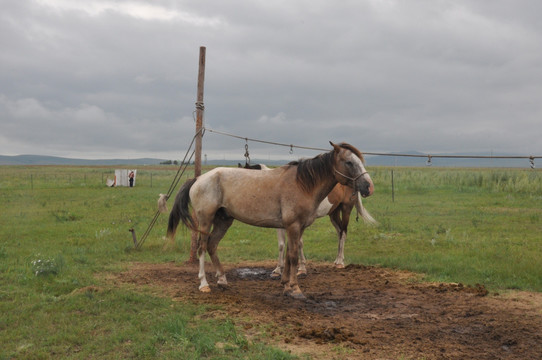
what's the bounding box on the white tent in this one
[108,169,137,187]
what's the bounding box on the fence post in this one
[391,170,395,203]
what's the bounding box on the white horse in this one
[166,142,374,299]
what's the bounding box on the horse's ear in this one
[329,141,340,152]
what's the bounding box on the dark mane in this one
[291,143,364,193]
[291,151,334,193]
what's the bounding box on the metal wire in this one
[204,126,541,164]
[136,125,540,248]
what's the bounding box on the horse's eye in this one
[346,161,353,167]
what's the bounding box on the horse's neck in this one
[312,176,338,209]
[306,157,339,208]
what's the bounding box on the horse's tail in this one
[167,178,198,239]
[355,192,378,225]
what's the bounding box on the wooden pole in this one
[194,46,205,177]
[189,46,206,263]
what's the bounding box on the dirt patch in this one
[111,261,542,359]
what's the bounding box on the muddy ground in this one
[113,261,542,359]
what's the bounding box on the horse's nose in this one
[360,180,374,197]
[368,181,374,196]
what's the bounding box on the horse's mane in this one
[288,152,334,193]
[289,143,364,193]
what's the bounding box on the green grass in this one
[302,167,542,291]
[1,164,541,359]
[0,165,295,359]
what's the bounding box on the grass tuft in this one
[30,254,65,276]
[1,164,541,358]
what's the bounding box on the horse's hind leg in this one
[207,210,234,287]
[194,216,213,292]
[273,229,307,278]
[330,205,350,268]
[297,235,307,277]
[197,233,211,292]
[271,229,286,279]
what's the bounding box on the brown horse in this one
[271,183,377,278]
[236,164,377,277]
[167,142,374,299]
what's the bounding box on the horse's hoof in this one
[270,272,281,280]
[283,285,305,300]
[334,263,345,269]
[297,270,307,278]
[282,284,292,296]
[217,275,228,287]
[289,290,306,300]
[199,285,211,293]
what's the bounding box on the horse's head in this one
[330,142,374,198]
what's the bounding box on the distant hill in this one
[0,155,167,166]
[0,154,287,166]
[0,152,536,168]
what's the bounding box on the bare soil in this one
[112,261,542,359]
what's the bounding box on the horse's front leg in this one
[282,225,305,299]
[271,229,286,279]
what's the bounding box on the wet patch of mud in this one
[111,261,542,360]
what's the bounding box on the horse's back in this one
[190,166,294,228]
[198,167,287,190]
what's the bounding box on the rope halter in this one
[334,168,368,197]
[334,168,367,182]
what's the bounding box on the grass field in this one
[1,165,541,359]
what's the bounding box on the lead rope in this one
[133,129,202,249]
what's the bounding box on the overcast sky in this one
[1,0,542,161]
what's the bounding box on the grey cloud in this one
[1,0,541,159]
